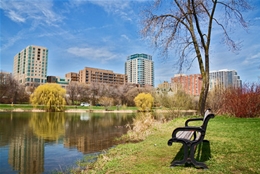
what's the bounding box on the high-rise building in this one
[13,45,48,87]
[209,69,242,90]
[171,74,202,96]
[79,67,127,85]
[125,53,154,87]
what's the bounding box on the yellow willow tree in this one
[30,83,66,112]
[134,93,154,112]
[141,0,251,115]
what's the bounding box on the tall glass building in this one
[125,53,154,87]
[209,69,242,90]
[13,45,48,88]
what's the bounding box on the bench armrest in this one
[172,126,205,138]
[185,118,203,126]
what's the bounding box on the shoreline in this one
[0,108,135,113]
[0,108,197,114]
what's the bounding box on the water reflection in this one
[64,112,131,154]
[0,112,134,174]
[29,112,65,141]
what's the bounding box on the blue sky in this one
[1,0,259,87]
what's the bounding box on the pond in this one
[0,112,135,174]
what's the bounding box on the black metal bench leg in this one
[189,144,208,169]
[171,143,189,167]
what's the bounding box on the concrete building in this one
[171,74,203,96]
[157,81,172,89]
[209,69,242,90]
[65,72,79,82]
[13,45,48,87]
[125,53,154,87]
[47,76,70,88]
[79,67,127,85]
[156,81,174,96]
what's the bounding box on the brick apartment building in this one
[171,74,202,96]
[78,67,127,85]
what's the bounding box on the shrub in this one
[154,90,197,110]
[217,83,260,117]
[134,93,154,112]
[206,85,225,114]
[172,90,197,110]
[99,97,114,110]
[124,113,156,141]
[223,84,260,117]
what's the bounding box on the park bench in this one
[167,109,215,169]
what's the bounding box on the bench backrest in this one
[202,109,215,131]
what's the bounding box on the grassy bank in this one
[0,104,138,112]
[81,115,260,174]
[0,104,39,110]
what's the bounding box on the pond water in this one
[0,112,135,174]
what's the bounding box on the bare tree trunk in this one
[199,75,209,116]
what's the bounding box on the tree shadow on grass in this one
[171,140,211,167]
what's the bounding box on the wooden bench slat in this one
[176,131,194,140]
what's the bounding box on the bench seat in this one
[176,131,194,140]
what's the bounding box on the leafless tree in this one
[105,85,118,104]
[141,0,251,115]
[77,83,90,103]
[0,72,29,103]
[87,82,102,105]
[66,81,79,105]
[117,84,133,105]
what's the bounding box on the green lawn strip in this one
[0,104,138,111]
[0,104,40,110]
[88,116,260,174]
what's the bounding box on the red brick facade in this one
[171,74,202,96]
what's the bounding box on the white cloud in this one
[0,30,25,51]
[67,46,118,63]
[88,0,129,11]
[251,52,260,59]
[86,0,137,21]
[121,34,130,41]
[243,52,260,64]
[7,10,25,22]
[0,0,63,26]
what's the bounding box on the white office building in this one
[125,53,154,87]
[209,69,242,90]
[13,45,48,87]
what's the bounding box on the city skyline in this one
[1,0,260,87]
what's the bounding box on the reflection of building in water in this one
[8,134,44,174]
[80,113,90,121]
[63,115,130,154]
[64,134,115,154]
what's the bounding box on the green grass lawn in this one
[0,104,138,111]
[84,116,260,174]
[0,104,37,110]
